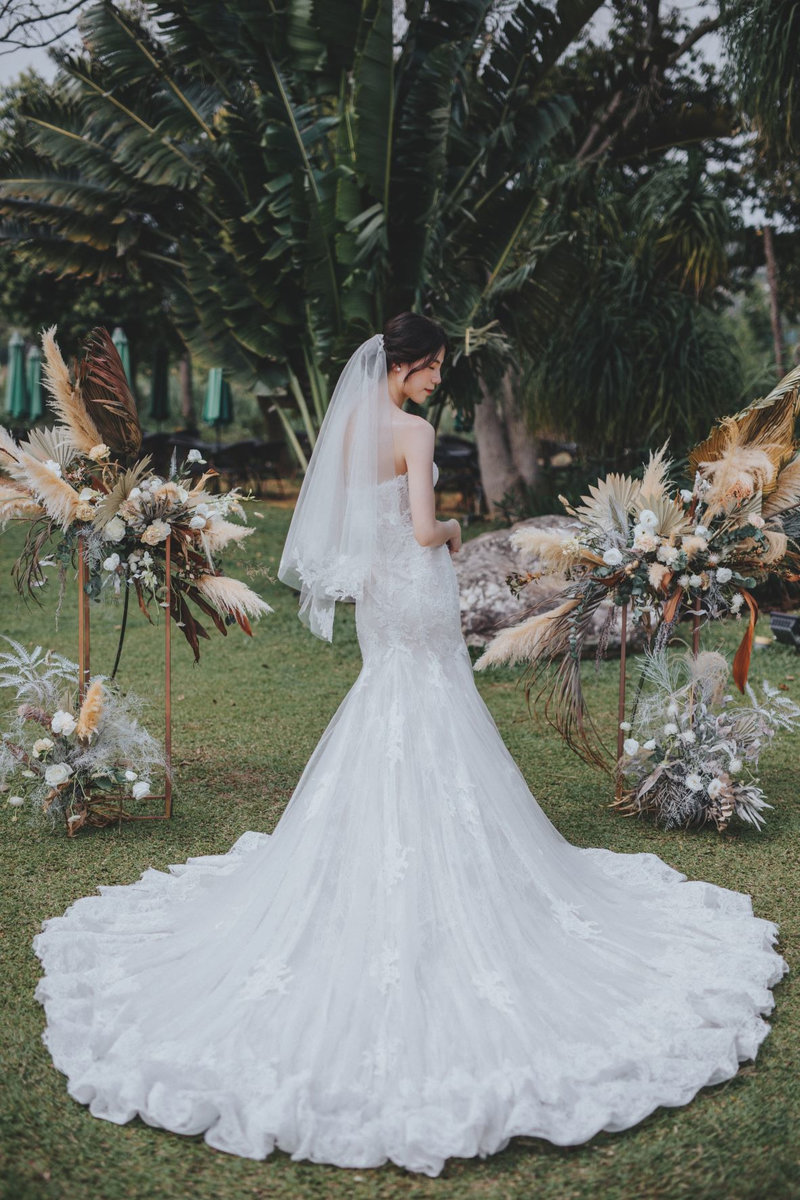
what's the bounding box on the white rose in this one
[32,737,54,757]
[124,769,138,782]
[694,525,709,537]
[729,757,743,774]
[88,443,110,461]
[43,459,62,478]
[680,489,694,503]
[7,795,25,807]
[623,738,640,756]
[679,729,697,744]
[176,486,189,503]
[187,448,206,464]
[78,487,98,502]
[663,723,679,736]
[104,516,126,542]
[602,547,623,566]
[688,574,703,588]
[129,487,142,501]
[51,710,76,736]
[44,761,74,787]
[132,780,151,800]
[685,773,703,793]
[657,545,679,566]
[707,778,724,798]
[619,721,632,731]
[751,515,765,528]
[716,567,732,584]
[189,515,207,530]
[643,739,657,751]
[638,509,658,532]
[103,553,121,572]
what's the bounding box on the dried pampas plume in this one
[41,326,103,455]
[510,527,584,573]
[474,598,580,670]
[201,519,254,554]
[0,481,43,528]
[76,678,104,742]
[196,574,273,621]
[698,439,777,517]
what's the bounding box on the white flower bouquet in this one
[0,326,271,664]
[617,648,800,831]
[0,638,166,835]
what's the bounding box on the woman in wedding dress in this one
[34,313,787,1178]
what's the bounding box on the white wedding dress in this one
[34,467,787,1177]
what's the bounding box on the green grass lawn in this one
[1,505,799,1200]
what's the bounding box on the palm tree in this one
[0,0,746,482]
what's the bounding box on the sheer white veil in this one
[278,333,394,640]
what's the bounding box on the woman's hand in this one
[446,519,462,556]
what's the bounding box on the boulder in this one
[454,515,645,654]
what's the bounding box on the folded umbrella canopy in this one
[202,367,234,426]
[26,343,43,420]
[5,331,28,420]
[111,326,131,385]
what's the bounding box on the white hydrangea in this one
[663,723,679,736]
[716,566,733,584]
[657,545,680,566]
[679,729,697,744]
[688,574,703,588]
[619,721,632,731]
[707,778,725,798]
[622,738,640,756]
[729,757,743,774]
[602,547,623,566]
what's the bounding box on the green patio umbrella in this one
[111,326,131,384]
[202,367,234,426]
[26,344,44,420]
[150,346,170,423]
[5,331,28,420]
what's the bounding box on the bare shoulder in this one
[393,411,434,448]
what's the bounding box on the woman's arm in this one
[401,421,462,552]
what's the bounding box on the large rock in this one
[454,515,644,654]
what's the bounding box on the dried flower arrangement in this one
[0,638,166,834]
[475,364,800,828]
[0,327,272,663]
[616,649,800,831]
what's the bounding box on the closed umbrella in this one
[5,331,28,420]
[112,326,131,384]
[202,368,234,425]
[150,346,170,423]
[26,344,44,420]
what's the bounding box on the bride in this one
[34,313,786,1178]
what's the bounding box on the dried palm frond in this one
[92,456,153,529]
[690,387,798,501]
[76,327,142,460]
[200,519,254,554]
[636,493,691,538]
[21,426,77,468]
[76,678,104,742]
[741,362,800,414]
[41,325,103,454]
[562,473,641,539]
[195,574,273,622]
[639,443,671,502]
[0,424,27,481]
[763,454,800,517]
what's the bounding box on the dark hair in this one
[383,312,448,380]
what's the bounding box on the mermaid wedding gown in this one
[34,467,787,1177]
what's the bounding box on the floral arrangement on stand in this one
[0,638,166,834]
[0,326,271,665]
[616,648,800,831]
[476,364,800,831]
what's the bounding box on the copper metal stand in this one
[77,534,172,820]
[614,603,628,802]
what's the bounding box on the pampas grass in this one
[474,599,580,670]
[196,574,273,621]
[41,325,103,454]
[201,519,255,554]
[76,679,104,742]
[0,482,43,527]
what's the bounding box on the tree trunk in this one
[179,352,197,431]
[763,224,786,378]
[474,381,518,518]
[501,372,538,489]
